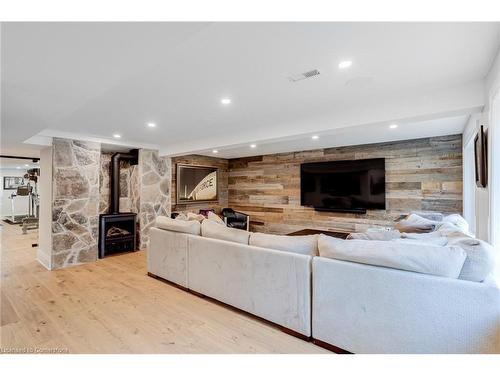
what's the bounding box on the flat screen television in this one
[300,158,385,213]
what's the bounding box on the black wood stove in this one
[98,150,138,258]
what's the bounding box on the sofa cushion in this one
[187,212,206,222]
[451,238,496,282]
[201,219,250,244]
[394,213,439,233]
[156,216,201,235]
[410,211,444,222]
[317,234,467,279]
[174,212,188,220]
[348,230,401,241]
[249,232,318,256]
[207,211,226,226]
[402,231,443,240]
[393,237,448,246]
[443,214,470,234]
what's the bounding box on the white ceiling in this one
[198,115,470,159]
[0,157,39,170]
[2,22,499,158]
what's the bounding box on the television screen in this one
[177,165,218,203]
[300,158,385,212]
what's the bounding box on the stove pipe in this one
[110,149,138,214]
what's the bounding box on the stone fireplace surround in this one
[41,138,171,270]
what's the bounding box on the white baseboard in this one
[37,248,51,270]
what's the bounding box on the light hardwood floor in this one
[0,223,326,354]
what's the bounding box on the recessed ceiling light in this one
[221,98,231,105]
[147,122,156,128]
[24,164,29,167]
[312,135,319,140]
[338,60,353,69]
[16,166,21,169]
[389,124,398,129]
[250,144,257,149]
[113,133,121,139]
[212,149,218,154]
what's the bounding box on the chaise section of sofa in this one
[312,256,500,354]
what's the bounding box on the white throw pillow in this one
[348,230,401,241]
[207,211,226,226]
[404,213,441,227]
[393,237,448,246]
[395,213,438,233]
[187,212,206,222]
[452,238,496,282]
[317,234,467,279]
[443,214,470,234]
[174,212,188,221]
[156,216,201,235]
[402,231,443,240]
[410,211,444,222]
[249,232,318,256]
[201,219,250,244]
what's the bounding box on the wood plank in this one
[228,134,463,234]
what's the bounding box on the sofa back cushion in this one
[207,211,226,226]
[156,216,201,235]
[348,230,401,241]
[249,232,318,256]
[394,236,448,246]
[317,234,467,279]
[449,237,496,282]
[186,212,206,222]
[443,214,470,233]
[394,213,439,233]
[201,219,250,244]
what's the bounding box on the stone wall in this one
[228,135,463,234]
[137,150,171,248]
[51,138,101,269]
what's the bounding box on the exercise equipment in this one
[22,169,40,234]
[4,168,40,233]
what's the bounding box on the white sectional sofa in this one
[147,215,500,353]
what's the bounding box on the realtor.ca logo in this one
[0,347,70,354]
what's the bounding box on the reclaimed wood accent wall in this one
[171,154,229,214]
[228,135,463,234]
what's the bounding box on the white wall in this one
[37,146,53,270]
[486,49,500,247]
[0,168,30,218]
[463,47,500,244]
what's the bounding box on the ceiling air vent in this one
[288,69,320,82]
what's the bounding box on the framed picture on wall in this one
[474,125,488,188]
[177,164,218,204]
[3,176,25,190]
